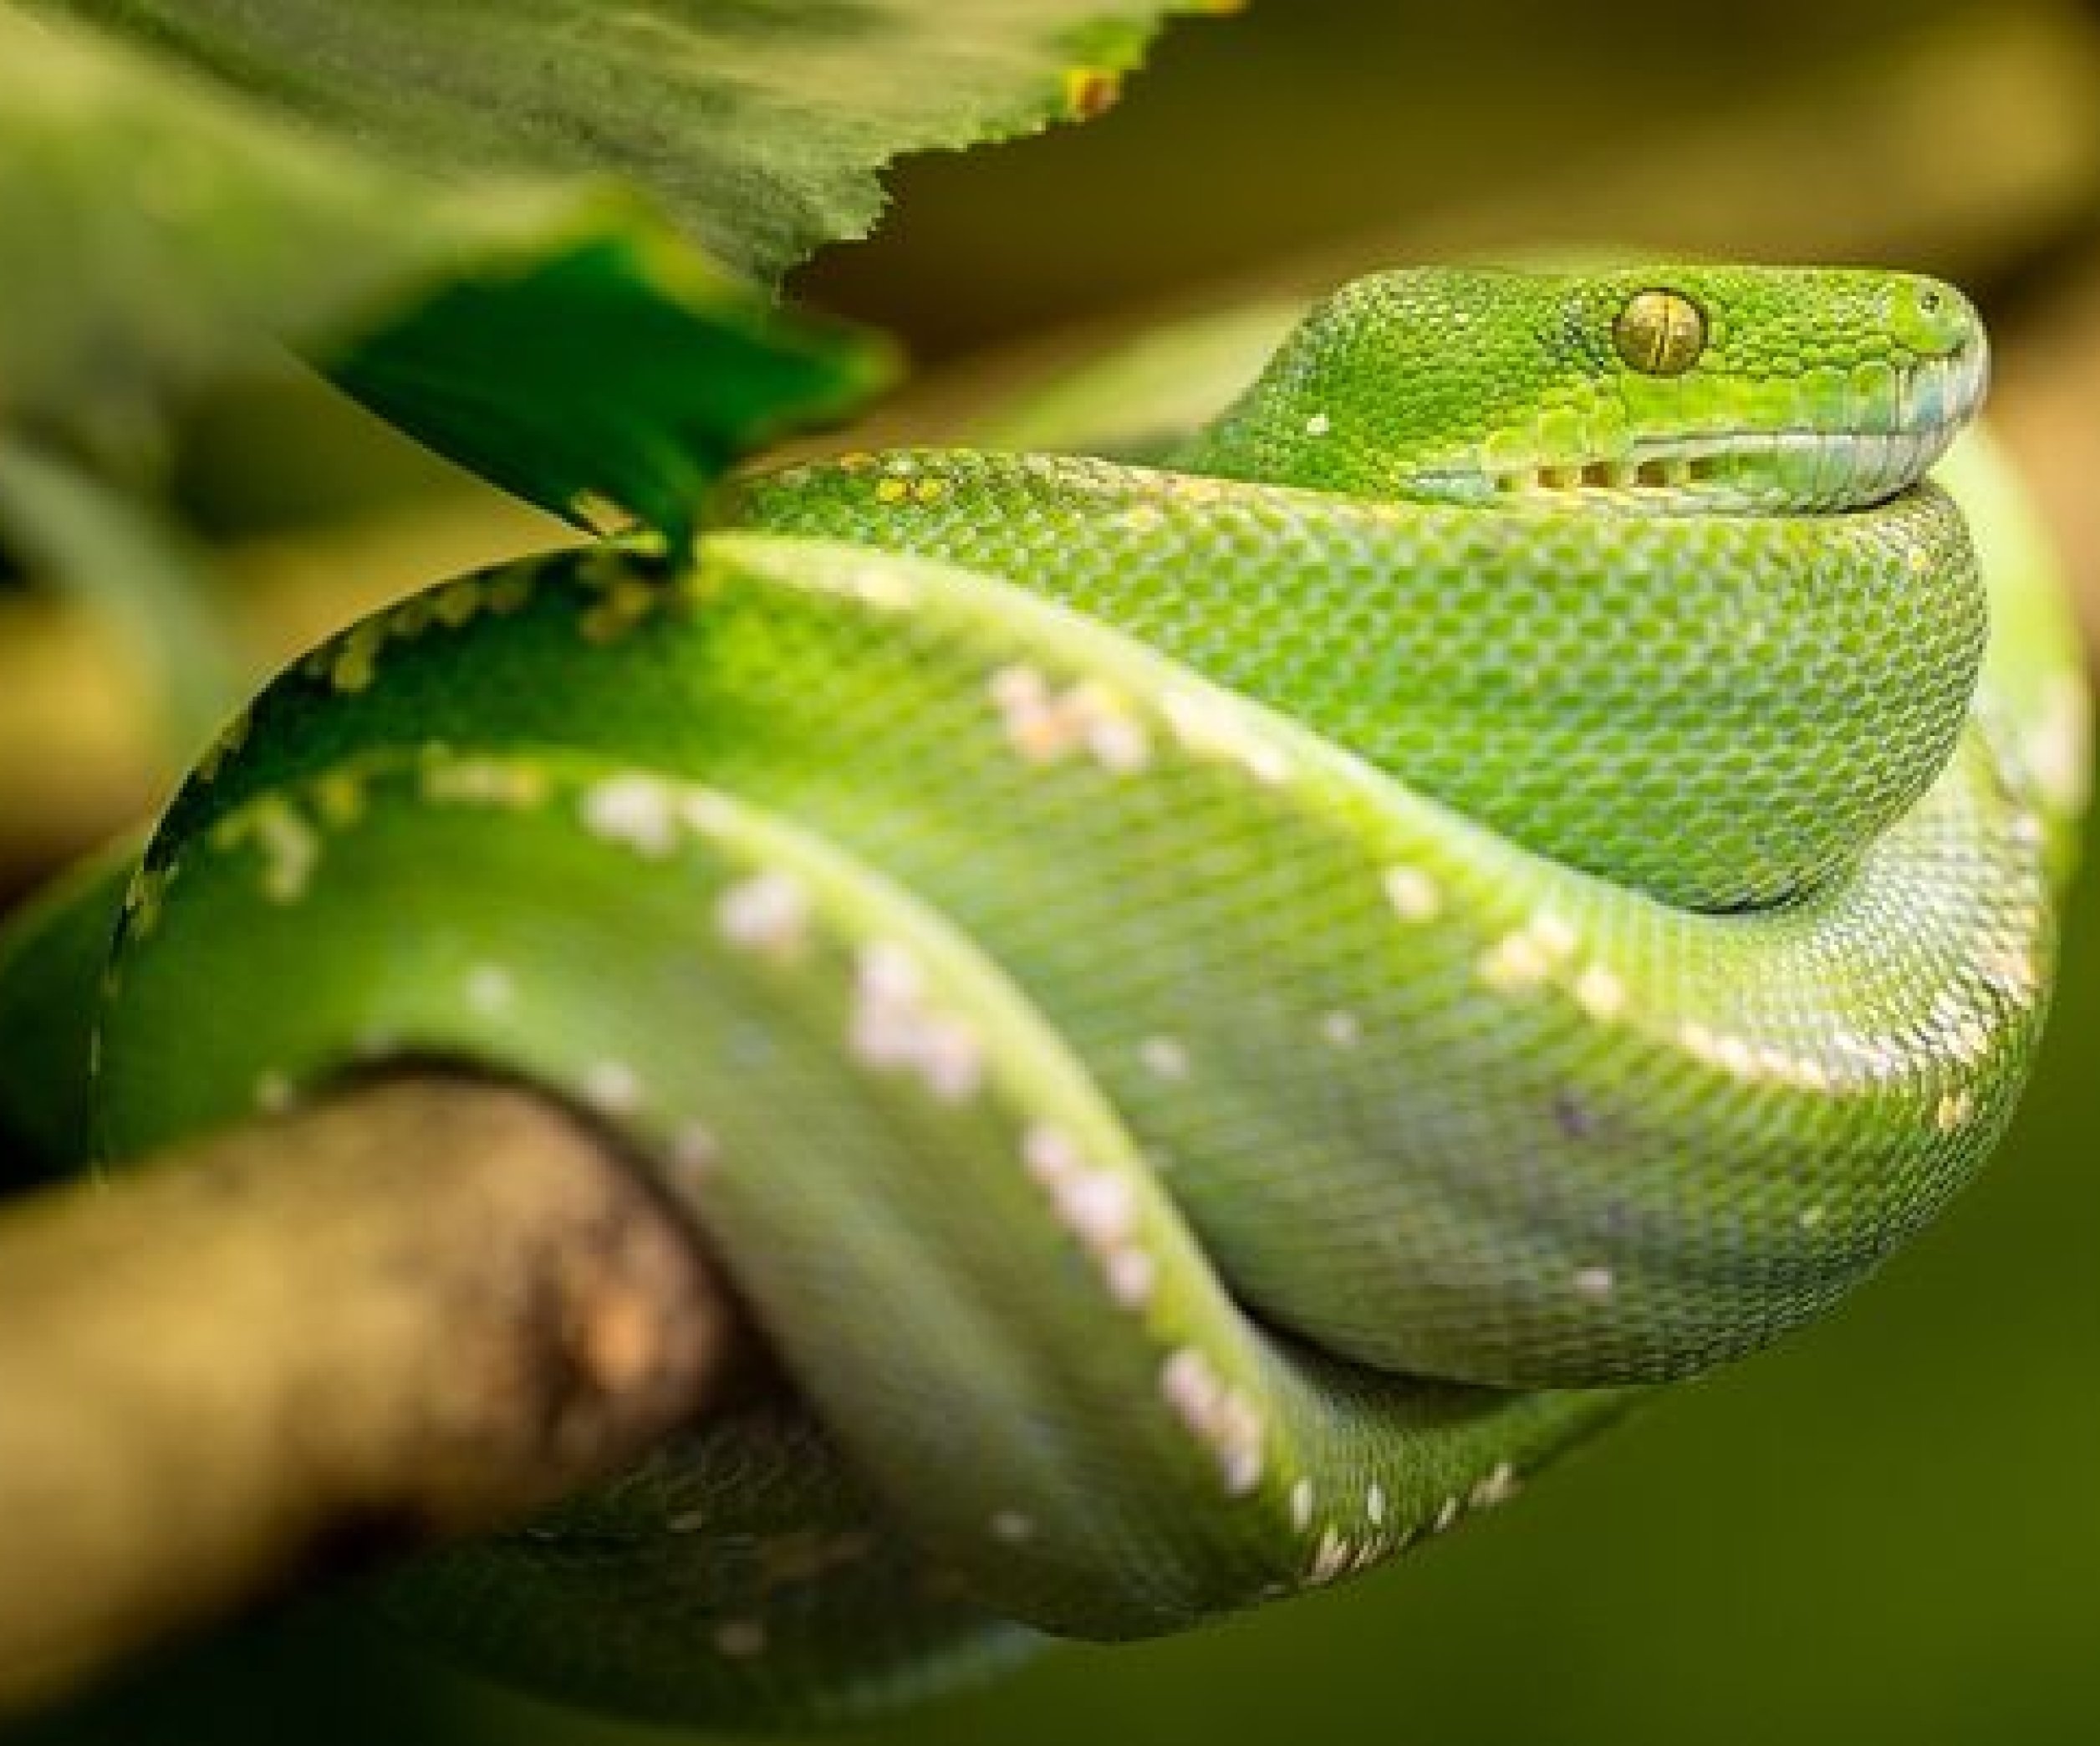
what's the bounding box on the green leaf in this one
[0,7,891,544]
[26,0,1228,286]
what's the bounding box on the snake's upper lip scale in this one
[1471,346,1990,508]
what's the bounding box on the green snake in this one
[21,265,2092,1725]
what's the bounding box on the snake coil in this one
[88,266,2084,1725]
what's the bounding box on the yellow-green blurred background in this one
[7,2,2100,1742]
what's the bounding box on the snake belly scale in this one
[83,265,2084,1724]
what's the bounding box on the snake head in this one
[1185,263,1989,515]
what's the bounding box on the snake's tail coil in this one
[90,536,2054,1719]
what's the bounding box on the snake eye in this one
[1613,288,1707,376]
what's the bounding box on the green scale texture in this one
[70,265,2087,1728]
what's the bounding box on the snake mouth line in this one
[1490,426,1955,503]
[1478,347,1990,513]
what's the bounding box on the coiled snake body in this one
[85,267,2087,1723]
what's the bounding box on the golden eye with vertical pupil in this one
[1613,288,1706,375]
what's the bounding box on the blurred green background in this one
[8,1,2100,1743]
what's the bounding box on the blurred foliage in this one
[6,0,2100,1742]
[30,0,1230,285]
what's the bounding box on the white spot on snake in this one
[1367,1481,1387,1525]
[990,668,1151,773]
[1321,1010,1361,1049]
[712,1619,768,1659]
[1529,911,1579,962]
[1119,501,1166,533]
[844,565,916,610]
[717,871,811,957]
[1381,865,1442,923]
[584,1061,642,1116]
[466,966,515,1014]
[1290,1478,1315,1533]
[582,774,681,857]
[1572,1264,1616,1302]
[851,942,984,1103]
[1478,932,1551,993]
[1432,1495,1463,1534]
[1713,1035,1756,1080]
[1308,1527,1351,1585]
[1797,1203,1827,1231]
[1053,1169,1137,1252]
[1221,1441,1265,1497]
[1139,1036,1191,1081]
[1159,689,1293,785]
[253,1072,295,1115]
[991,1510,1036,1544]
[1022,1122,1083,1186]
[1160,1348,1265,1496]
[1935,1087,1976,1132]
[1572,963,1628,1022]
[1304,411,1333,436]
[1084,709,1154,774]
[1470,1461,1521,1509]
[1160,1348,1221,1427]
[1105,1247,1157,1309]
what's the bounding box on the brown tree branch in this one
[0,1075,746,1718]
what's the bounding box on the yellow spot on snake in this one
[219,798,320,905]
[1935,1087,1975,1132]
[327,620,386,693]
[195,708,252,784]
[420,758,549,809]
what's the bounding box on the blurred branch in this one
[0,1075,747,1719]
